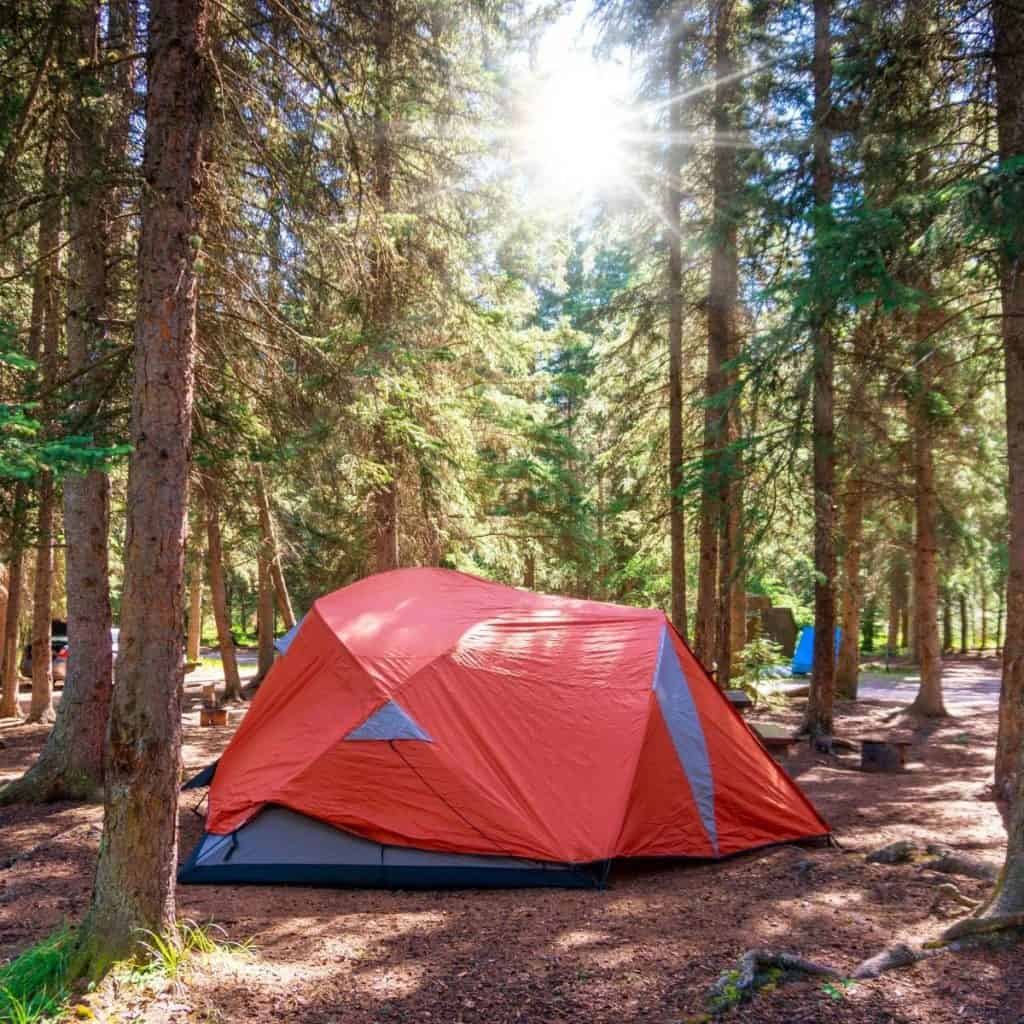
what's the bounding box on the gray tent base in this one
[179,806,601,889]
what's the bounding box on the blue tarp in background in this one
[791,625,841,675]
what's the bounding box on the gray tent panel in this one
[652,627,719,855]
[345,699,432,742]
[179,805,597,888]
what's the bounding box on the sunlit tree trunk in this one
[3,0,119,799]
[729,478,746,660]
[256,551,275,682]
[944,0,1024,930]
[997,587,1005,656]
[0,567,7,681]
[993,0,1024,813]
[666,7,688,639]
[836,481,864,699]
[255,464,294,628]
[187,558,203,664]
[1,540,24,719]
[708,0,740,687]
[73,0,209,975]
[942,589,953,653]
[369,0,401,575]
[27,135,62,726]
[205,481,242,702]
[909,307,946,717]
[887,572,899,658]
[803,0,836,736]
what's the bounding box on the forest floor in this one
[0,656,1020,1024]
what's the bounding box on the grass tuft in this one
[133,919,252,985]
[0,926,74,1024]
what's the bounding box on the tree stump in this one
[860,737,912,772]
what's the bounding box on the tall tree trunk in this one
[997,586,1005,656]
[909,333,946,716]
[205,483,242,702]
[993,0,1024,813]
[959,592,968,655]
[0,567,7,684]
[187,558,203,664]
[255,464,294,628]
[708,0,740,687]
[73,0,209,975]
[1,548,23,719]
[887,570,899,658]
[729,484,746,658]
[369,0,401,575]
[803,0,836,736]
[952,0,1024,927]
[27,134,63,727]
[5,0,117,801]
[28,475,56,725]
[942,589,953,653]
[666,9,688,639]
[836,481,864,699]
[900,600,910,652]
[980,586,988,653]
[256,551,275,682]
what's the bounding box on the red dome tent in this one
[180,568,827,887]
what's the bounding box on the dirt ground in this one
[1,658,1020,1024]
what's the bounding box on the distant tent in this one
[181,568,828,888]
[791,626,842,676]
[273,617,303,655]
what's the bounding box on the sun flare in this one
[517,66,631,205]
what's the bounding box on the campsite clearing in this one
[0,657,1018,1024]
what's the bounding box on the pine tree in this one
[73,0,210,975]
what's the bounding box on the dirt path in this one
[858,657,1001,711]
[0,659,1019,1023]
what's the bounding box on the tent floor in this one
[178,806,602,889]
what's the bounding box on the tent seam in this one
[609,623,665,859]
[663,621,831,836]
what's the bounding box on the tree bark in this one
[369,0,401,575]
[730,497,746,658]
[256,551,275,682]
[909,329,946,717]
[28,475,56,725]
[836,481,864,699]
[803,0,836,736]
[997,587,1005,657]
[27,133,63,727]
[0,566,7,682]
[255,464,294,628]
[942,590,953,653]
[709,0,740,687]
[72,0,209,976]
[980,586,988,653]
[993,0,1024,814]
[959,592,968,654]
[205,482,242,701]
[962,1,1024,929]
[887,572,899,658]
[666,9,688,639]
[5,0,117,802]
[1,548,23,719]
